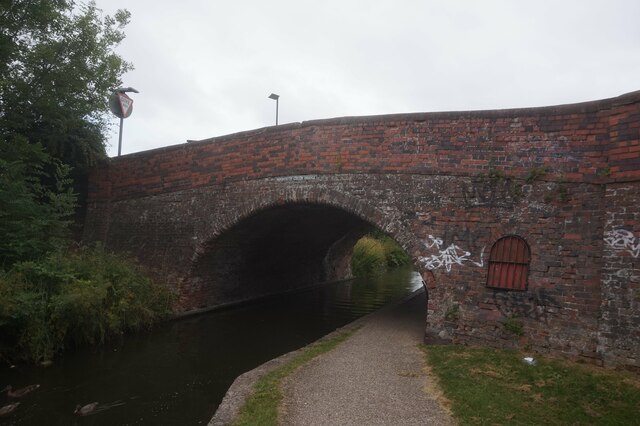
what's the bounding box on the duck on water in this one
[3,384,40,398]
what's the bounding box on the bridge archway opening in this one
[184,202,418,310]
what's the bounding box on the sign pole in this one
[118,116,124,157]
[109,87,138,157]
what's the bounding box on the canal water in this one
[0,267,423,425]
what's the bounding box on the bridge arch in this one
[192,184,422,259]
[179,185,427,311]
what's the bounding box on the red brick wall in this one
[85,91,640,368]
[89,91,638,203]
[607,92,640,181]
[600,182,640,368]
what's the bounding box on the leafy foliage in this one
[0,2,166,365]
[380,234,411,267]
[351,232,411,277]
[0,0,132,172]
[351,236,387,277]
[0,137,76,268]
[1,0,132,266]
[0,244,175,363]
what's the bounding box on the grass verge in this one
[421,345,640,425]
[233,329,356,426]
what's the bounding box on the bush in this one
[350,232,412,277]
[351,237,387,277]
[380,236,411,267]
[0,138,76,268]
[0,245,174,363]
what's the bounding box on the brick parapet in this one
[87,91,640,204]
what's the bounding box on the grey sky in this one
[93,0,640,157]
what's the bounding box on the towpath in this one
[279,290,453,426]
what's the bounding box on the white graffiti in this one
[604,228,640,258]
[418,235,485,272]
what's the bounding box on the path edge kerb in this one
[208,286,427,426]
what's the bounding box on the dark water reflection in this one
[0,267,422,425]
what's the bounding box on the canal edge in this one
[208,286,427,426]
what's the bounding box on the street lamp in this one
[109,87,139,156]
[268,93,279,125]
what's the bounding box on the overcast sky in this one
[93,0,640,157]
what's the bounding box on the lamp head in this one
[116,87,139,94]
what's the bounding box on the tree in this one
[0,0,132,172]
[0,4,171,362]
[0,137,75,267]
[0,0,131,266]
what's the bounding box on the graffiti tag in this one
[491,289,560,323]
[604,228,640,258]
[418,235,484,272]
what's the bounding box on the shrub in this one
[351,237,387,277]
[381,236,411,267]
[0,138,76,268]
[0,245,174,363]
[351,232,411,277]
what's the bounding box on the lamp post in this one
[109,87,139,156]
[268,93,279,125]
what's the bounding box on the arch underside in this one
[183,203,375,310]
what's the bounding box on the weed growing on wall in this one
[487,168,507,183]
[524,167,549,184]
[502,318,525,337]
[558,183,568,202]
[444,304,461,322]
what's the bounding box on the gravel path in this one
[280,290,453,426]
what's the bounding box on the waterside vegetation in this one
[351,232,411,277]
[0,2,172,365]
[0,245,174,364]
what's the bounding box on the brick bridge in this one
[84,91,640,369]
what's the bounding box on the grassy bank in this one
[422,345,640,425]
[0,244,174,364]
[234,329,356,426]
[351,232,411,277]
